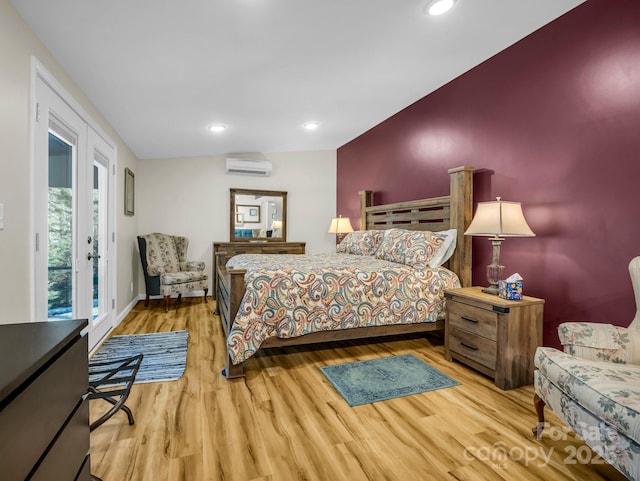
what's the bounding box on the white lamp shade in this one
[465,198,535,237]
[328,216,354,234]
[271,220,283,230]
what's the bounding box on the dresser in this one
[212,241,306,299]
[0,319,90,481]
[444,287,544,390]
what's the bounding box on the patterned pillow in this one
[374,228,455,267]
[336,230,385,256]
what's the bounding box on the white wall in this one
[0,0,139,323]
[137,150,337,292]
[0,0,337,319]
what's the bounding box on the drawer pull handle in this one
[461,316,478,324]
[460,342,478,351]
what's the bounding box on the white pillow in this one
[427,229,457,268]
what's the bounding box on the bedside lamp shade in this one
[328,215,354,242]
[465,197,535,294]
[465,198,534,237]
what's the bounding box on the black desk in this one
[0,320,90,481]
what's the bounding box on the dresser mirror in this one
[229,188,287,242]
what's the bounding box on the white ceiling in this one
[13,0,585,160]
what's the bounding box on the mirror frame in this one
[229,188,287,242]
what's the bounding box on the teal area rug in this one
[320,354,459,406]
[90,330,188,384]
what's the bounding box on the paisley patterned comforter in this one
[225,253,460,364]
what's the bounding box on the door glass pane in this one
[48,132,74,321]
[92,161,108,320]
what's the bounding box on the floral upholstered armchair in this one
[557,256,640,363]
[138,233,208,312]
[533,256,640,481]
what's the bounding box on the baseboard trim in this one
[90,292,210,356]
[116,295,143,327]
[89,295,143,356]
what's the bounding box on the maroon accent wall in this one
[337,0,640,347]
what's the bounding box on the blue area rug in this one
[90,330,188,384]
[320,354,460,406]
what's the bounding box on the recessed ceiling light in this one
[426,0,456,16]
[303,121,320,131]
[208,123,227,133]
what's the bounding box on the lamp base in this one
[481,284,499,296]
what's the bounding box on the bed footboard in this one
[216,263,247,379]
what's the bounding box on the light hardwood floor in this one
[90,298,626,481]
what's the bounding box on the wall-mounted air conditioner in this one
[225,158,272,177]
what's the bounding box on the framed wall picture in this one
[236,204,261,223]
[124,168,135,216]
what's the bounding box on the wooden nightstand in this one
[444,287,544,390]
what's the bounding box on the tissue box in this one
[498,280,523,300]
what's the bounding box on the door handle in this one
[87,253,101,261]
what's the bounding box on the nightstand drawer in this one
[448,301,497,341]
[448,326,496,370]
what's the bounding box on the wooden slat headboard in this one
[358,166,474,287]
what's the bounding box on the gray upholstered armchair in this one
[138,233,208,312]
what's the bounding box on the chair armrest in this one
[182,261,205,272]
[558,322,620,349]
[147,265,166,276]
[558,322,640,363]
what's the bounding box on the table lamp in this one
[328,215,354,242]
[271,220,283,230]
[464,197,535,295]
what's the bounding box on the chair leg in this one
[532,393,546,438]
[177,293,182,303]
[89,388,136,426]
[88,354,143,432]
[164,295,170,312]
[204,288,209,303]
[144,294,150,307]
[89,390,133,432]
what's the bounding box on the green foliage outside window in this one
[48,187,73,311]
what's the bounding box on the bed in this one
[216,166,474,378]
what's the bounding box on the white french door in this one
[34,73,116,350]
[86,129,114,347]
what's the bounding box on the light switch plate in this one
[0,203,4,230]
